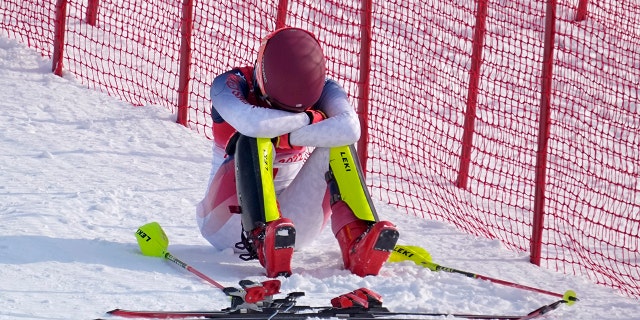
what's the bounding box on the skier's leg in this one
[196,156,243,250]
[233,134,295,278]
[277,147,332,250]
[327,145,399,276]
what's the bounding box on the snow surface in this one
[0,35,638,320]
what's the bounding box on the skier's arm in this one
[210,70,310,138]
[288,79,361,148]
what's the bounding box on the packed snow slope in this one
[0,35,638,320]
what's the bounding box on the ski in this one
[106,303,566,319]
[103,283,569,320]
[514,299,566,320]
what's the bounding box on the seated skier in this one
[196,27,399,278]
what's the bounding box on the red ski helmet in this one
[255,27,326,112]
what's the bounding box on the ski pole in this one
[134,221,280,304]
[390,244,578,305]
[135,221,225,289]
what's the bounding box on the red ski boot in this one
[241,218,296,278]
[335,219,399,277]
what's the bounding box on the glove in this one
[272,133,303,151]
[305,109,327,124]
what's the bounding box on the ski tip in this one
[562,290,579,306]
